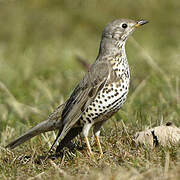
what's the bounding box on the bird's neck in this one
[97,37,127,60]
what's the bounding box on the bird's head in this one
[102,19,148,46]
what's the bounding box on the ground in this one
[0,1,180,179]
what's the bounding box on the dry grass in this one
[0,0,180,179]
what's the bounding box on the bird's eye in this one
[122,23,128,29]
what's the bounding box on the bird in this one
[6,19,148,158]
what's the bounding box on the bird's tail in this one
[6,103,65,149]
[5,118,62,149]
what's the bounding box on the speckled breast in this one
[81,52,130,124]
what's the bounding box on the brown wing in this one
[49,60,111,151]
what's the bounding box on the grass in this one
[0,0,180,179]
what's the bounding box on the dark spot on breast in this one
[115,93,119,96]
[106,89,110,93]
[86,117,91,123]
[115,52,122,58]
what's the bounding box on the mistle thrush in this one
[6,19,148,157]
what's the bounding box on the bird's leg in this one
[82,123,94,157]
[94,131,103,158]
[93,121,104,158]
[84,136,94,157]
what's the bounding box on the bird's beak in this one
[135,20,149,28]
